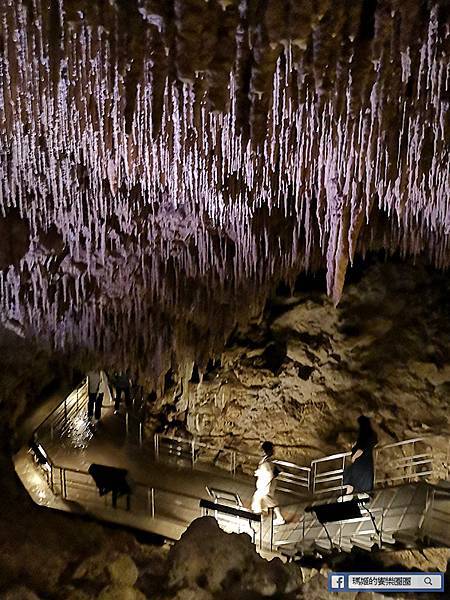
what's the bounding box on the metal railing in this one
[374,438,434,486]
[32,446,282,550]
[36,378,89,442]
[151,432,442,498]
[154,432,311,496]
[310,451,352,496]
[30,416,446,559]
[273,459,311,496]
[34,452,202,528]
[34,377,148,447]
[33,383,442,503]
[309,438,437,497]
[200,498,263,548]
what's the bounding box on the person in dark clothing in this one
[113,370,131,414]
[87,370,101,420]
[341,416,378,498]
[95,370,108,420]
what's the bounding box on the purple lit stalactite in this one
[0,1,448,376]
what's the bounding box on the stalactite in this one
[0,0,448,382]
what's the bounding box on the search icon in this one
[424,576,433,585]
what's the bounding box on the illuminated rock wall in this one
[0,1,448,379]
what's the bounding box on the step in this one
[350,536,376,551]
[337,539,353,552]
[381,533,396,544]
[380,512,421,534]
[397,513,422,530]
[423,523,450,546]
[314,539,333,553]
[433,481,450,492]
[431,501,450,517]
[394,529,420,545]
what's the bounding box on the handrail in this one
[34,378,87,435]
[311,451,352,464]
[378,438,430,450]
[45,458,202,505]
[199,499,261,521]
[33,383,441,503]
[274,459,311,472]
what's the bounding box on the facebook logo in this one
[330,575,346,590]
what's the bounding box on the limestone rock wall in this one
[153,260,450,471]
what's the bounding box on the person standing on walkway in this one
[251,441,285,525]
[87,370,101,421]
[341,415,378,499]
[113,370,131,414]
[95,370,109,422]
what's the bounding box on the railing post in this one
[270,509,274,552]
[151,488,155,518]
[191,440,196,466]
[302,514,305,543]
[139,422,143,447]
[447,438,450,480]
[259,517,262,549]
[154,434,159,459]
[125,412,129,436]
[373,448,378,486]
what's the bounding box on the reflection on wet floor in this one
[64,413,94,449]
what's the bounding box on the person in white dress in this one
[251,441,285,525]
[87,370,109,423]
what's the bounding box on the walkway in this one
[13,379,450,559]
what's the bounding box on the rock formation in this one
[0,478,448,600]
[0,1,449,383]
[151,260,450,474]
[0,4,449,597]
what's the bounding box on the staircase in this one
[271,482,450,558]
[421,481,450,547]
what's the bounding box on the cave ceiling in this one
[0,0,449,379]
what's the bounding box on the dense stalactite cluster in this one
[0,0,448,382]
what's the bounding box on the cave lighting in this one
[29,440,49,466]
[0,1,448,378]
